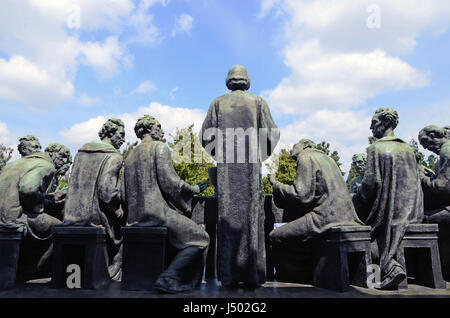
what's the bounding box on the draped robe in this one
[352,136,424,277]
[201,90,279,286]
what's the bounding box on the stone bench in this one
[313,225,372,292]
[50,226,110,289]
[397,223,446,290]
[0,226,23,290]
[121,226,168,291]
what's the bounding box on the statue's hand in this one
[268,174,276,186]
[194,181,208,194]
[115,209,124,219]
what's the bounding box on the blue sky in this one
[1,0,450,173]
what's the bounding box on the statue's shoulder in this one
[441,141,450,158]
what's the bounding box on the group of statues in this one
[0,65,448,293]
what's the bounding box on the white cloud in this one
[60,102,206,150]
[169,87,179,100]
[264,41,429,115]
[131,80,157,95]
[172,14,194,36]
[78,93,100,106]
[0,0,166,111]
[0,122,10,144]
[0,56,74,111]
[275,109,372,172]
[79,36,129,78]
[261,0,450,115]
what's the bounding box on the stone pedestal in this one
[121,226,167,291]
[0,226,23,290]
[50,226,110,289]
[397,223,446,290]
[313,225,372,292]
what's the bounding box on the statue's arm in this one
[422,145,450,199]
[156,143,196,214]
[201,99,218,149]
[259,97,280,160]
[273,154,316,206]
[352,146,379,221]
[98,154,123,217]
[19,163,55,214]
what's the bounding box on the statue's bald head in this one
[419,125,448,155]
[291,138,316,160]
[226,65,250,91]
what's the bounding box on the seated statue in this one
[352,107,424,289]
[17,135,42,158]
[122,115,209,293]
[268,139,362,283]
[418,125,450,222]
[63,118,126,279]
[0,142,72,280]
[349,154,366,194]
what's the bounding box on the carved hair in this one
[352,153,366,163]
[419,125,446,140]
[17,135,41,154]
[45,143,72,163]
[134,115,163,140]
[374,107,399,130]
[226,65,250,91]
[98,118,124,140]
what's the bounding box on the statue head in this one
[290,138,316,160]
[352,154,366,175]
[226,65,250,91]
[98,118,125,150]
[18,135,41,157]
[45,143,72,175]
[370,107,399,139]
[134,115,166,142]
[418,125,448,155]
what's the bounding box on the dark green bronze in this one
[122,115,209,293]
[353,107,424,290]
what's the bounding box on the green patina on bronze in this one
[122,115,209,293]
[201,65,280,287]
[353,107,424,290]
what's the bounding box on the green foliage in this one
[262,141,344,195]
[0,144,13,172]
[409,138,437,176]
[315,141,344,176]
[121,141,138,159]
[56,174,70,192]
[168,124,215,196]
[346,164,359,189]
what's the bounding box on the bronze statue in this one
[122,115,209,293]
[63,118,125,278]
[0,143,71,280]
[349,154,366,194]
[201,65,279,288]
[269,139,363,282]
[353,107,424,289]
[418,125,450,222]
[17,135,41,157]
